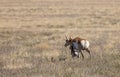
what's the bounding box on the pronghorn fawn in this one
[64,36,91,59]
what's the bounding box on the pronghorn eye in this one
[69,40,72,42]
[66,40,68,42]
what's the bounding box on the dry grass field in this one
[0,0,120,77]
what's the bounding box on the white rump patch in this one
[80,40,90,49]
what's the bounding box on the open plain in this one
[0,0,120,77]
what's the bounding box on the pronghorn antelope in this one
[64,36,91,58]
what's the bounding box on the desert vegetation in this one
[0,0,120,77]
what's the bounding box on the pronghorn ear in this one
[65,35,68,40]
[70,36,72,39]
[69,36,72,40]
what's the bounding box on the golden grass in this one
[41,50,60,57]
[0,0,120,77]
[3,58,33,69]
[34,43,51,50]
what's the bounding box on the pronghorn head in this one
[64,36,72,47]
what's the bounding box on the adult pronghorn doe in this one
[64,36,91,58]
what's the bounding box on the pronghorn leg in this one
[72,52,76,58]
[70,46,75,58]
[80,50,84,59]
[85,48,91,58]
